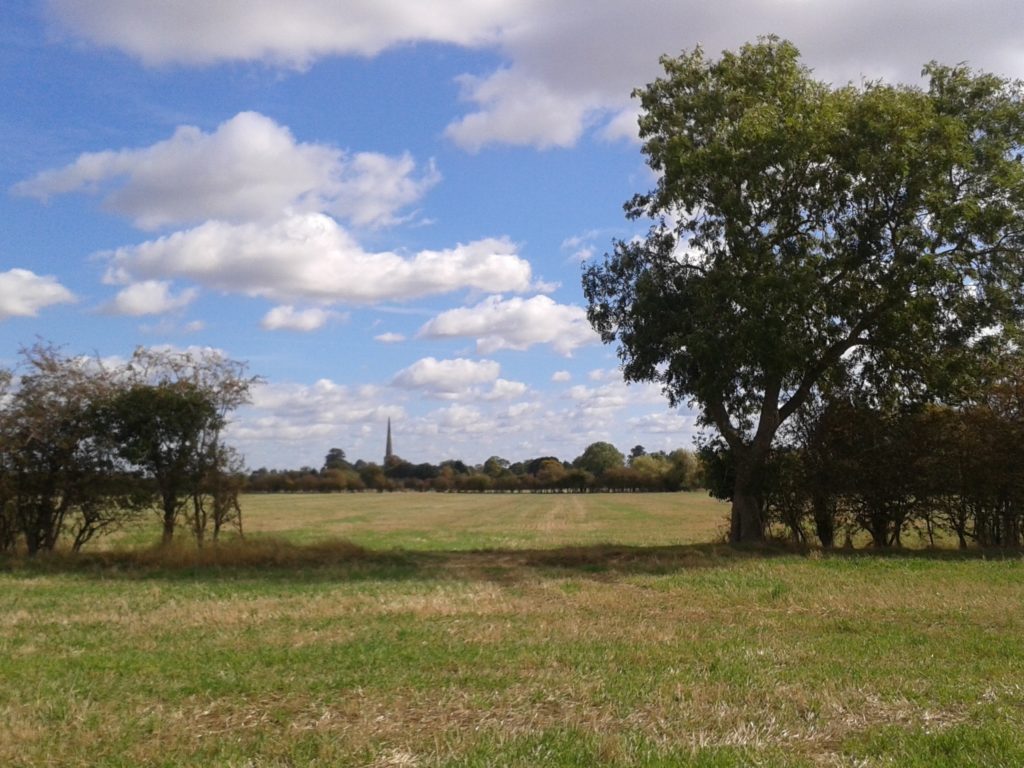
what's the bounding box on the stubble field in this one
[1,492,1023,767]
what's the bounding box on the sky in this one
[2,1,1023,470]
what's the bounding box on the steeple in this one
[385,418,394,465]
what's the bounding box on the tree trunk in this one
[24,521,41,556]
[730,493,764,543]
[869,510,889,548]
[812,493,835,549]
[159,481,180,545]
[730,452,766,543]
[161,506,175,545]
[191,494,206,548]
[161,516,174,544]
[1001,501,1019,547]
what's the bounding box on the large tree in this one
[583,38,1024,542]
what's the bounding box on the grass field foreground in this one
[2,493,1023,767]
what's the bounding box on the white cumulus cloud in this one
[392,356,499,393]
[46,0,517,66]
[561,230,605,262]
[627,412,692,436]
[483,378,528,400]
[567,382,629,414]
[391,356,527,402]
[327,152,440,229]
[566,380,666,422]
[434,404,492,433]
[418,294,599,355]
[47,1,1024,150]
[13,111,438,230]
[102,213,536,305]
[0,269,75,320]
[261,305,341,331]
[445,68,591,152]
[107,280,198,316]
[587,368,619,382]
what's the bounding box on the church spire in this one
[385,417,394,465]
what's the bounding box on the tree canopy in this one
[103,347,257,545]
[573,441,626,476]
[583,37,1024,542]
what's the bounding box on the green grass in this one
[2,493,1023,767]
[237,491,731,550]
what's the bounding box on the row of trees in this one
[704,365,1024,549]
[246,442,703,494]
[0,345,255,554]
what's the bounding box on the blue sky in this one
[2,1,1021,469]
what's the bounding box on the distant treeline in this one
[246,442,704,494]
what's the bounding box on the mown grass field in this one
[239,491,732,550]
[2,492,1023,767]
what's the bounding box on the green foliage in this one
[574,441,626,477]
[717,357,1024,548]
[321,447,349,472]
[584,37,1024,541]
[483,455,510,478]
[105,382,220,479]
[97,348,255,545]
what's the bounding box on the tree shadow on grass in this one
[2,537,1020,585]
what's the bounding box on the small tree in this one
[483,455,511,478]
[0,345,144,554]
[535,459,567,489]
[358,463,389,492]
[103,381,219,544]
[666,449,702,491]
[322,448,350,472]
[189,444,247,544]
[574,441,626,480]
[956,361,1024,546]
[100,348,256,545]
[631,453,671,486]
